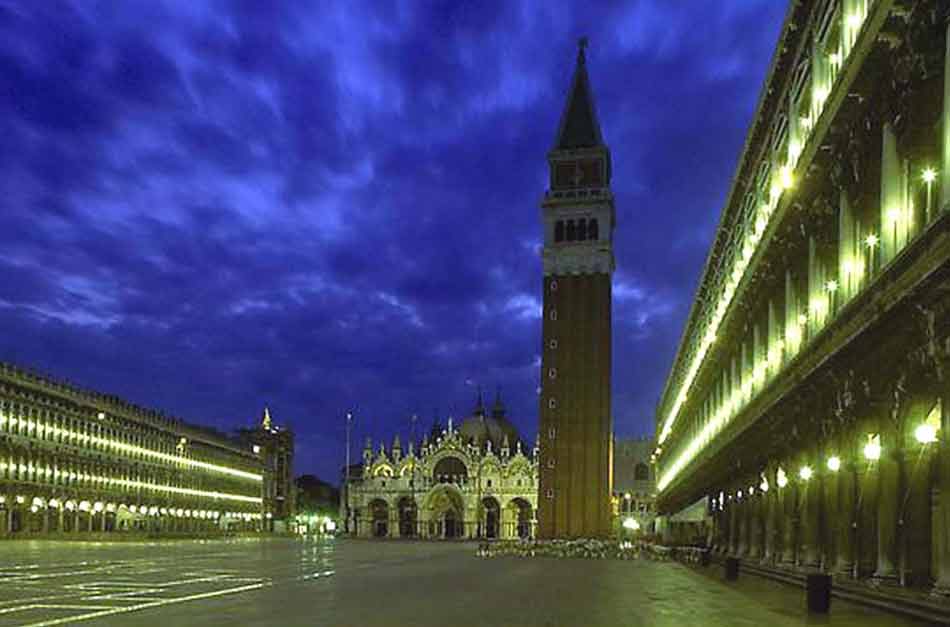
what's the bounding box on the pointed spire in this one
[491,386,505,419]
[261,407,272,430]
[474,386,486,417]
[554,36,604,150]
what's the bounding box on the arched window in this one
[577,219,587,241]
[433,456,467,484]
[566,220,576,241]
[589,218,599,240]
[635,462,650,481]
[554,221,564,243]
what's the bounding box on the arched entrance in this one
[510,498,533,539]
[425,485,465,539]
[369,499,389,538]
[397,497,417,537]
[481,497,500,539]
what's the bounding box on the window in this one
[589,218,599,240]
[554,221,564,243]
[486,479,492,488]
[577,219,587,241]
[548,339,558,349]
[548,427,556,439]
[548,398,557,409]
[546,488,554,499]
[549,309,557,321]
[566,220,576,241]
[547,458,555,469]
[635,463,650,481]
[548,368,557,380]
[550,279,558,292]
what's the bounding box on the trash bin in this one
[806,573,832,613]
[724,556,740,580]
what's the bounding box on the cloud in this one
[0,0,786,481]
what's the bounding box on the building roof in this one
[554,37,604,150]
[457,388,521,452]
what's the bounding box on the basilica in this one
[343,392,538,540]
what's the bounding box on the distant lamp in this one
[865,234,879,248]
[799,466,813,481]
[825,280,838,293]
[253,445,261,454]
[759,477,769,493]
[863,434,881,461]
[827,456,841,472]
[776,468,788,488]
[622,517,640,531]
[915,424,937,444]
[922,168,938,185]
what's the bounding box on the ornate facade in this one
[537,38,615,539]
[612,437,656,535]
[345,396,538,540]
[237,408,296,531]
[0,361,284,535]
[655,0,950,595]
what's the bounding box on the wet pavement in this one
[0,537,932,626]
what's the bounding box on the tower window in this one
[546,488,554,499]
[548,427,556,439]
[550,280,558,292]
[554,221,564,243]
[549,309,557,321]
[548,368,557,379]
[589,219,599,240]
[577,219,587,241]
[547,458,555,469]
[548,398,556,409]
[548,339,558,350]
[566,220,576,241]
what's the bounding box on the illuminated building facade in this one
[612,437,656,536]
[654,1,950,594]
[0,362,268,534]
[345,394,538,540]
[236,408,296,531]
[537,38,615,539]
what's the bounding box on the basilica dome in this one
[457,390,521,453]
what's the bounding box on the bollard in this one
[724,556,740,581]
[806,573,832,614]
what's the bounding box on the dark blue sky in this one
[0,1,786,482]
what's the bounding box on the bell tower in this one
[537,38,614,539]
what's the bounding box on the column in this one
[58,508,64,534]
[799,458,821,571]
[836,460,857,577]
[748,492,762,560]
[728,498,738,555]
[873,423,901,584]
[933,386,950,595]
[764,476,777,564]
[737,496,748,557]
[880,122,903,266]
[42,509,49,534]
[781,482,797,566]
[941,19,950,210]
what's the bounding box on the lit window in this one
[549,339,558,350]
[549,309,558,321]
[548,368,557,380]
[548,398,557,409]
[550,280,558,292]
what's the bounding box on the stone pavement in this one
[0,538,932,626]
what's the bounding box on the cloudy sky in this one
[0,0,786,481]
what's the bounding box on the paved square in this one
[0,538,931,626]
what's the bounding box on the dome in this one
[458,414,520,453]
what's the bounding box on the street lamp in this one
[344,411,353,534]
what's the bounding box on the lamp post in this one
[344,411,353,534]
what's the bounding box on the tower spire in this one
[554,36,603,150]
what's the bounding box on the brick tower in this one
[537,38,614,539]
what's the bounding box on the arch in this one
[566,220,576,241]
[397,496,418,537]
[589,218,599,240]
[635,462,650,481]
[508,497,533,539]
[554,221,564,243]
[433,456,467,485]
[424,485,464,539]
[481,496,500,539]
[577,218,587,241]
[368,499,389,537]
